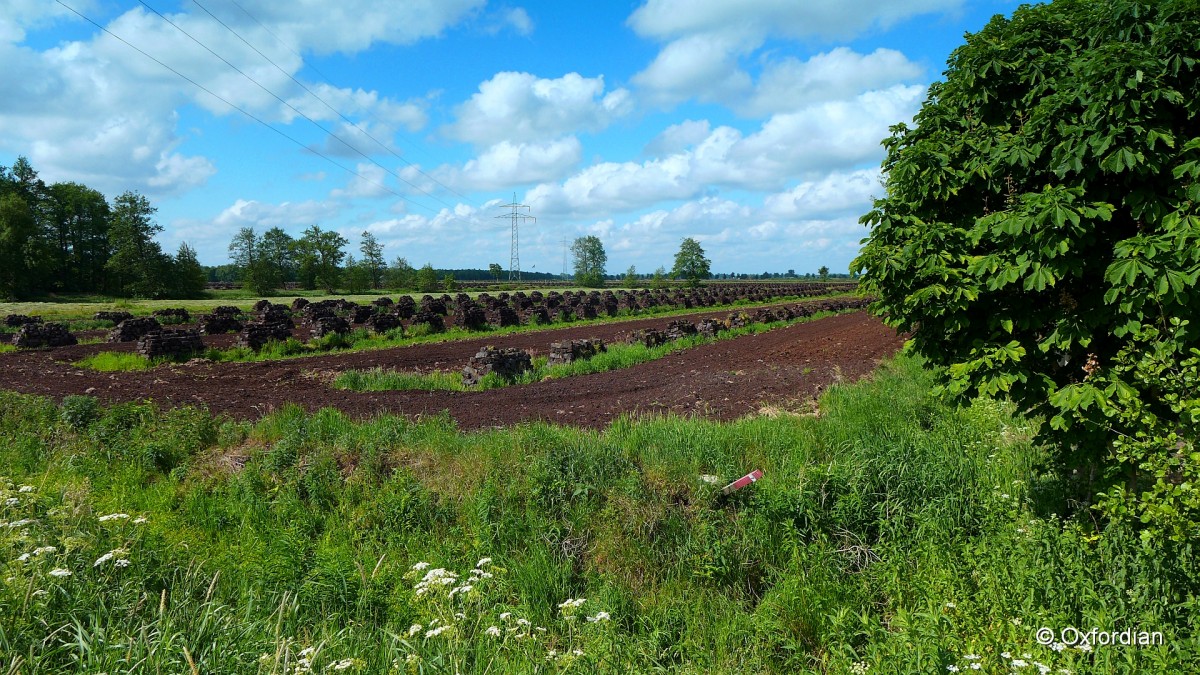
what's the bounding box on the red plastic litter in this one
[721,469,763,495]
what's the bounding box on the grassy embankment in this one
[2,356,1195,673]
[334,311,839,393]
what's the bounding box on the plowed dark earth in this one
[0,310,903,430]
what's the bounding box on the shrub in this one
[60,394,101,430]
[853,0,1200,521]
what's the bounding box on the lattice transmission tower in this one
[496,194,535,281]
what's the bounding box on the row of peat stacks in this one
[456,294,871,387]
[4,282,862,351]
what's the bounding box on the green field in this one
[2,355,1195,673]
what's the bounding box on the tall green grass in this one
[0,356,1194,672]
[72,351,159,371]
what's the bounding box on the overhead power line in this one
[134,0,458,214]
[190,0,474,205]
[53,0,410,207]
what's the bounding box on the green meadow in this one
[2,355,1195,673]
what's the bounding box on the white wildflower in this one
[516,618,530,627]
[486,626,501,637]
[7,519,34,528]
[947,667,959,673]
[970,665,982,671]
[114,559,131,568]
[4,498,18,507]
[133,516,148,524]
[476,557,492,568]
[1012,660,1028,668]
[944,602,956,609]
[573,649,584,657]
[94,552,115,567]
[1036,664,1050,675]
[411,561,430,571]
[425,626,450,638]
[557,598,586,610]
[98,513,129,522]
[49,568,72,577]
[407,624,422,637]
[499,612,512,621]
[1051,642,1065,652]
[587,611,611,622]
[17,553,31,562]
[33,546,56,555]
[1076,643,1092,653]
[298,647,316,657]
[964,655,980,661]
[18,486,34,493]
[333,658,356,670]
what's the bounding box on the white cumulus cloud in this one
[445,71,633,146]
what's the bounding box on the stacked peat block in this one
[350,305,376,324]
[726,311,751,329]
[420,296,448,316]
[525,307,551,325]
[696,319,725,338]
[409,310,445,332]
[547,339,606,366]
[372,296,394,308]
[12,322,77,348]
[511,292,533,311]
[462,346,532,386]
[454,303,488,330]
[94,311,133,325]
[108,317,162,342]
[304,300,339,320]
[137,329,203,358]
[238,322,294,350]
[291,297,310,311]
[152,308,191,324]
[367,311,401,333]
[252,299,272,312]
[200,306,245,334]
[310,316,350,338]
[258,303,294,327]
[664,319,698,340]
[628,328,668,348]
[5,314,42,327]
[488,306,521,327]
[752,308,778,324]
[394,296,416,319]
[553,306,575,323]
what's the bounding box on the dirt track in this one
[0,310,903,430]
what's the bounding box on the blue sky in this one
[1,0,1018,275]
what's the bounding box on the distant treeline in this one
[0,156,206,300]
